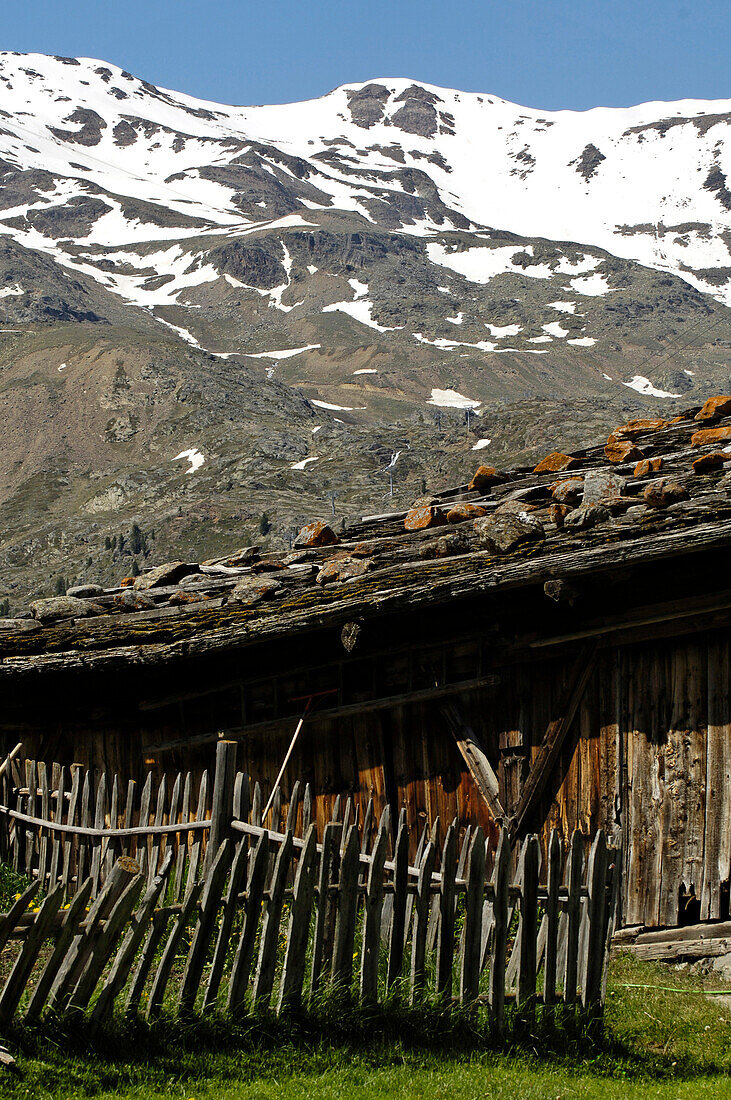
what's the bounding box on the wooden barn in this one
[2,399,731,930]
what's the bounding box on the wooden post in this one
[543,830,562,1006]
[516,835,540,1011]
[488,827,511,1035]
[564,830,584,1004]
[207,741,237,872]
[582,830,609,1010]
[459,828,486,1004]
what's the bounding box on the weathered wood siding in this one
[2,624,730,929]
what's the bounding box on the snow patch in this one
[290,456,319,470]
[311,399,366,411]
[174,447,205,473]
[567,336,596,347]
[428,388,481,410]
[353,368,378,374]
[622,375,681,399]
[486,322,522,338]
[472,438,492,450]
[548,301,577,314]
[246,344,321,359]
[571,273,613,297]
[542,321,569,338]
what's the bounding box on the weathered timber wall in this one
[2,623,730,929]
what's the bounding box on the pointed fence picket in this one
[0,741,620,1030]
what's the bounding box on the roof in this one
[1,400,731,677]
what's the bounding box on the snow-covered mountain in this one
[0,52,730,607]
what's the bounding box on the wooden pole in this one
[207,741,237,872]
[261,701,313,822]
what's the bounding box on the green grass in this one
[2,953,731,1098]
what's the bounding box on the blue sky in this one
[2,0,728,109]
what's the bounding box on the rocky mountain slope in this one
[0,52,729,608]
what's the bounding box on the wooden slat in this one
[202,838,250,1011]
[309,821,340,998]
[68,874,145,1014]
[460,828,486,1004]
[24,880,94,1022]
[582,830,609,1010]
[61,768,81,894]
[409,840,437,1003]
[331,825,361,992]
[92,851,173,1024]
[174,772,191,902]
[278,825,319,1012]
[0,883,39,954]
[516,835,540,1010]
[227,830,269,1014]
[488,827,510,1035]
[147,774,166,885]
[36,762,50,891]
[386,820,409,990]
[359,824,388,1002]
[252,829,294,1008]
[187,770,209,890]
[564,830,584,1004]
[90,772,107,894]
[0,883,65,1024]
[136,772,153,877]
[436,824,457,998]
[179,839,233,1014]
[543,830,562,1006]
[146,882,203,1019]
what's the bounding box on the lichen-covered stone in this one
[67,584,104,598]
[695,396,731,422]
[533,452,580,474]
[633,457,663,478]
[404,505,447,531]
[692,452,731,474]
[120,577,136,588]
[30,596,105,624]
[168,589,209,605]
[548,503,572,528]
[134,561,199,590]
[229,579,281,606]
[691,426,731,448]
[202,546,259,568]
[446,502,487,523]
[582,470,626,505]
[564,504,610,530]
[434,531,470,557]
[474,510,544,552]
[550,477,583,505]
[317,557,375,585]
[642,479,689,507]
[608,418,667,441]
[293,522,340,548]
[604,440,644,464]
[468,466,504,493]
[113,590,157,612]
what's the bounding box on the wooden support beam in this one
[441,703,505,824]
[509,645,597,842]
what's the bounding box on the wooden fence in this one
[0,742,620,1030]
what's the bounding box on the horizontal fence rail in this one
[0,742,620,1029]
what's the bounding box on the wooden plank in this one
[36,762,50,892]
[359,824,389,1003]
[0,883,65,1024]
[62,768,81,894]
[582,830,609,1010]
[24,880,94,1022]
[309,821,340,998]
[68,873,145,1014]
[285,779,301,835]
[105,774,120,880]
[409,840,437,1003]
[202,838,250,1012]
[488,827,510,1035]
[517,835,540,1010]
[442,704,505,824]
[631,935,731,961]
[252,829,294,1008]
[146,882,203,1020]
[90,772,107,895]
[76,772,92,889]
[92,851,173,1024]
[564,830,584,1004]
[208,741,237,872]
[136,772,153,878]
[24,760,36,879]
[510,647,597,841]
[436,824,457,998]
[147,774,166,885]
[459,827,485,1004]
[302,783,312,836]
[331,825,361,993]
[47,857,139,1014]
[187,769,209,891]
[278,825,319,1012]
[386,820,409,990]
[543,829,562,1006]
[227,830,270,1014]
[179,839,233,1014]
[174,772,191,902]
